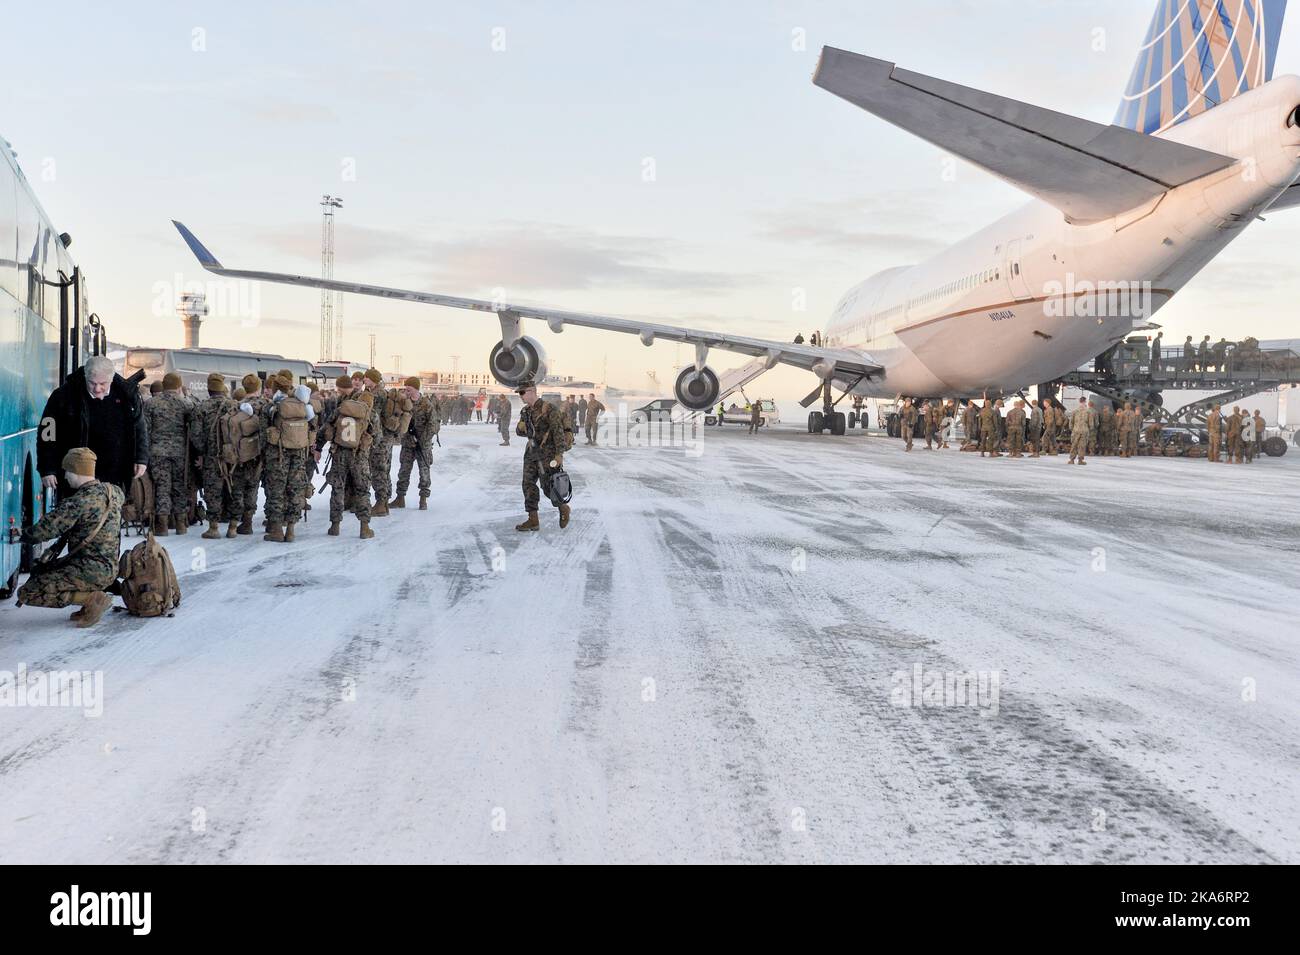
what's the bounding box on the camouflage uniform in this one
[585,398,605,444]
[516,398,569,513]
[145,391,194,523]
[1006,405,1026,457]
[191,393,235,522]
[261,399,309,527]
[978,403,998,455]
[1206,409,1222,462]
[1124,409,1141,457]
[1099,406,1115,455]
[17,482,124,608]
[320,395,379,523]
[497,395,513,444]
[368,386,397,506]
[395,394,438,502]
[1041,404,1059,455]
[232,395,266,528]
[1027,404,1043,456]
[1067,405,1090,463]
[1086,404,1099,455]
[901,404,918,450]
[1226,410,1243,462]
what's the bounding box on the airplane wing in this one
[171,221,883,383]
[1267,180,1300,211]
[813,47,1238,224]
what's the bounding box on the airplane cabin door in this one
[1005,239,1032,301]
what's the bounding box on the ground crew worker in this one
[586,393,605,445]
[979,399,999,457]
[191,372,236,539]
[514,377,571,531]
[362,369,398,516]
[1206,404,1222,462]
[498,394,513,446]
[261,375,313,542]
[392,378,437,509]
[1006,400,1026,457]
[1227,406,1244,463]
[145,372,194,536]
[901,399,918,451]
[15,448,123,628]
[316,376,377,539]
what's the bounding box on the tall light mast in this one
[320,195,343,360]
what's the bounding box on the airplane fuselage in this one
[825,75,1300,399]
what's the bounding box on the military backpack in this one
[121,472,155,536]
[118,533,181,617]
[382,392,413,437]
[267,396,310,450]
[219,409,261,466]
[332,398,371,450]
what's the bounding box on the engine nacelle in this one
[489,335,548,387]
[674,365,721,411]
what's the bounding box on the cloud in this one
[250,221,751,295]
[754,194,950,258]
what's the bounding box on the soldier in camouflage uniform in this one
[901,399,918,451]
[303,381,324,512]
[1123,403,1141,457]
[978,399,999,457]
[1040,398,1059,455]
[260,374,312,542]
[228,373,265,535]
[497,393,513,446]
[1027,400,1043,457]
[316,376,377,539]
[392,377,438,510]
[145,372,195,536]
[1086,399,1099,456]
[363,369,398,517]
[1006,400,1027,457]
[514,377,572,531]
[15,448,122,628]
[1067,398,1090,464]
[191,372,237,539]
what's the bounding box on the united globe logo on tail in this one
[1116,0,1289,134]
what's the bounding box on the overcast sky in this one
[5,0,1300,397]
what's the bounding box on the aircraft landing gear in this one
[807,381,846,434]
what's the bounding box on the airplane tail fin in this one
[1115,0,1289,134]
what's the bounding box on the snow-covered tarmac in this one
[2,420,1296,864]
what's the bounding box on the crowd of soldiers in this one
[136,367,442,541]
[897,396,1268,465]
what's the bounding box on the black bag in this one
[543,466,573,506]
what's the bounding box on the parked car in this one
[629,398,684,424]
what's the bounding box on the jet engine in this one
[674,365,721,411]
[489,336,548,387]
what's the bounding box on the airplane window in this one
[1013,263,1020,275]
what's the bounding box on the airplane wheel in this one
[1263,436,1287,457]
[703,415,716,426]
[886,413,899,438]
[847,412,858,429]
[809,411,824,433]
[830,412,846,436]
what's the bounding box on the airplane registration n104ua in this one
[174,0,1300,436]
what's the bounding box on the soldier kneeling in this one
[15,448,124,628]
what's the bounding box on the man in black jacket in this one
[37,356,149,493]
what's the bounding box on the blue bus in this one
[0,136,107,597]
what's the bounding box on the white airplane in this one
[175,0,1300,434]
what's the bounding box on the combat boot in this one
[327,521,341,536]
[237,513,254,535]
[389,496,405,509]
[153,514,169,537]
[284,522,297,542]
[372,500,390,517]
[418,497,428,511]
[226,521,238,538]
[263,522,285,542]
[75,592,112,629]
[201,519,222,539]
[359,520,374,540]
[558,503,571,529]
[174,513,188,535]
[515,512,540,532]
